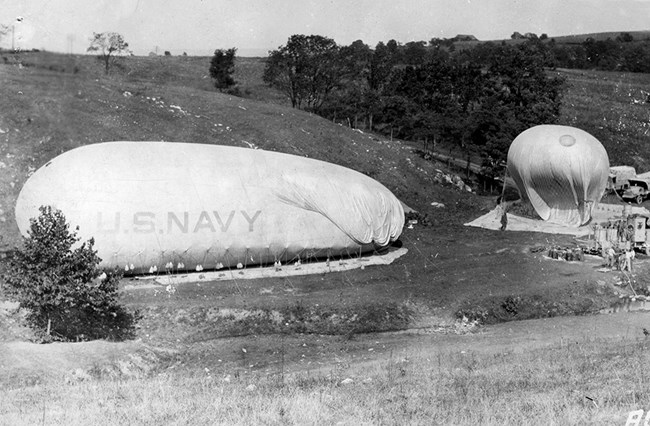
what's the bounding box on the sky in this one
[1,0,649,56]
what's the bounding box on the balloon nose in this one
[559,134,576,147]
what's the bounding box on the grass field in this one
[555,68,650,172]
[2,50,650,425]
[3,324,650,425]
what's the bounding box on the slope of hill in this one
[451,30,650,52]
[0,51,483,251]
[554,68,650,172]
[0,49,629,331]
[3,49,650,426]
[549,30,650,44]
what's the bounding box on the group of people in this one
[604,246,635,272]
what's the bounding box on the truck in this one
[622,177,650,204]
[609,165,636,192]
[593,213,650,255]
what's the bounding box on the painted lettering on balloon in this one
[193,211,215,233]
[167,212,189,233]
[97,210,262,234]
[213,210,236,232]
[133,212,155,234]
[241,210,261,232]
[189,210,238,233]
[97,212,120,233]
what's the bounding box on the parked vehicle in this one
[593,214,650,255]
[622,178,650,204]
[628,214,650,254]
[609,165,636,192]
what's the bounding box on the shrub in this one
[209,48,237,92]
[1,206,139,342]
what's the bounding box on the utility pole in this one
[67,34,75,54]
[12,17,23,52]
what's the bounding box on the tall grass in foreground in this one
[2,336,650,425]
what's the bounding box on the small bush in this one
[225,86,242,97]
[209,48,237,92]
[455,305,490,324]
[501,295,522,316]
[455,290,610,325]
[1,206,139,341]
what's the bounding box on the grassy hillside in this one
[1,50,624,320]
[3,327,650,425]
[549,30,650,44]
[457,30,650,46]
[2,51,650,250]
[4,51,650,425]
[0,51,470,251]
[555,68,650,171]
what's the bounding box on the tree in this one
[264,34,341,111]
[472,43,566,163]
[1,206,139,341]
[363,40,566,170]
[324,40,373,127]
[368,41,396,91]
[87,32,131,74]
[338,39,372,79]
[403,41,428,65]
[620,44,650,73]
[209,48,237,92]
[582,38,619,70]
[617,32,634,43]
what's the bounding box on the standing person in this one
[626,248,636,273]
[606,246,616,268]
[497,197,508,231]
[500,207,508,231]
[620,249,629,271]
[622,248,635,272]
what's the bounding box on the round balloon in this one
[15,142,405,273]
[507,125,609,226]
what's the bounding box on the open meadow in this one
[2,51,650,425]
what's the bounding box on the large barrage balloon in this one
[15,142,404,274]
[507,125,609,226]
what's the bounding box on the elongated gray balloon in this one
[15,142,404,273]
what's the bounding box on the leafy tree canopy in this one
[209,48,238,92]
[87,32,131,74]
[264,34,341,111]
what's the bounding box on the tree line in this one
[87,30,646,177]
[548,32,650,72]
[261,35,567,176]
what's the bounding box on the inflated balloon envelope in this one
[15,142,405,274]
[507,125,610,226]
